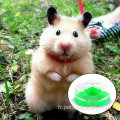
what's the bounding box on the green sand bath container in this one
[75,85,110,107]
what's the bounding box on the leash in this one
[78,0,84,14]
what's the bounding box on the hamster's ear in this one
[79,12,92,28]
[47,7,60,25]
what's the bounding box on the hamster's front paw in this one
[66,74,79,82]
[47,72,62,82]
[37,114,43,120]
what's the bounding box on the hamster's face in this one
[40,7,92,59]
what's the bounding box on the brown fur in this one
[25,13,94,115]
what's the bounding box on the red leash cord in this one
[78,0,84,14]
[78,0,100,38]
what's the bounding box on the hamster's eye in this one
[56,30,61,35]
[73,31,78,37]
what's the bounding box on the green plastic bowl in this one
[75,87,110,107]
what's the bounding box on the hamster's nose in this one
[59,43,72,52]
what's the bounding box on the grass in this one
[0,64,10,108]
[0,0,120,119]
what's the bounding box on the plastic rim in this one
[75,87,110,107]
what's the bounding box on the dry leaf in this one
[25,49,35,55]
[83,116,89,120]
[15,12,20,17]
[18,20,22,23]
[33,13,37,17]
[19,75,26,83]
[98,2,104,6]
[22,83,27,89]
[107,112,116,120]
[113,101,120,111]
[0,107,4,111]
[0,40,8,45]
[10,65,19,72]
[6,66,10,71]
[15,84,21,90]
[41,0,50,8]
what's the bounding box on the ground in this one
[0,0,120,120]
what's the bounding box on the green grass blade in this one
[0,64,10,108]
[9,70,15,94]
[106,45,120,54]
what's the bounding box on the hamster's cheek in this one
[70,44,78,56]
[40,36,57,54]
[75,39,90,56]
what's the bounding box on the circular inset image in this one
[68,74,116,115]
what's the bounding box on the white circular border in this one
[68,74,116,115]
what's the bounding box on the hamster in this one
[25,7,94,119]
